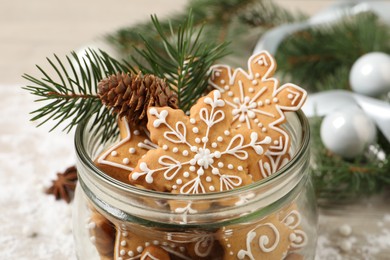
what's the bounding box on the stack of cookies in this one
[90,51,308,259]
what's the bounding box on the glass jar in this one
[73,110,317,260]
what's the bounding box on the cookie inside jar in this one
[74,51,316,260]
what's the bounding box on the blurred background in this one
[0,0,334,84]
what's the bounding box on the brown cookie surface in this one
[95,117,156,184]
[209,51,307,180]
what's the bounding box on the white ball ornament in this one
[320,106,377,159]
[349,52,390,97]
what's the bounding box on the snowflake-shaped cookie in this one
[129,90,272,194]
[208,51,307,180]
[95,118,157,184]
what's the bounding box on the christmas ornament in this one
[303,90,390,143]
[98,72,178,127]
[349,52,390,97]
[320,105,377,159]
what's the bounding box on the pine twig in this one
[132,11,230,111]
[23,49,132,143]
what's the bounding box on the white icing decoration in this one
[190,118,196,124]
[211,142,218,148]
[237,223,280,259]
[286,89,300,105]
[132,90,272,196]
[97,119,155,172]
[208,51,308,163]
[182,150,189,156]
[259,147,290,178]
[141,252,159,260]
[173,147,179,153]
[133,130,140,136]
[281,210,308,249]
[167,231,215,258]
[163,144,168,150]
[129,148,136,154]
[174,203,197,224]
[122,158,129,164]
[218,162,224,168]
[138,139,159,150]
[192,127,199,133]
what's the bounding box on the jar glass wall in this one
[73,111,317,259]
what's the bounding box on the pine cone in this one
[98,72,178,126]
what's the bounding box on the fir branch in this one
[276,12,390,91]
[107,0,259,60]
[238,0,307,28]
[132,11,230,111]
[23,49,132,142]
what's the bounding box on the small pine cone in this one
[98,72,178,126]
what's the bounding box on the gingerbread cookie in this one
[114,223,191,259]
[208,51,307,180]
[129,90,272,195]
[217,202,308,260]
[218,214,294,260]
[87,210,116,259]
[141,245,171,260]
[277,204,308,251]
[95,117,157,184]
[167,231,223,259]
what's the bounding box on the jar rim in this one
[75,110,310,201]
